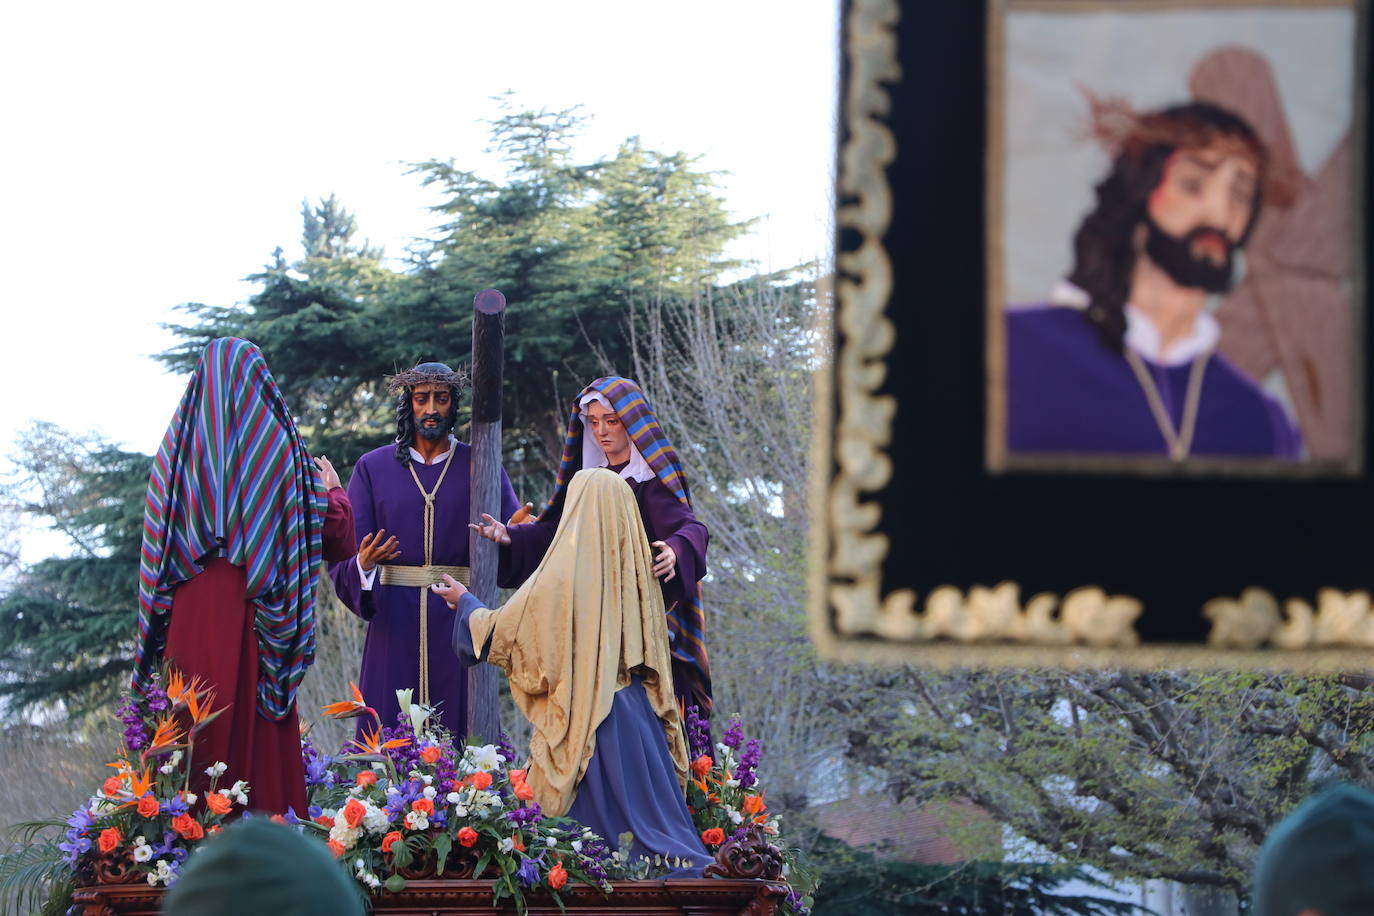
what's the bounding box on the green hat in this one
[1253,783,1374,916]
[162,818,364,916]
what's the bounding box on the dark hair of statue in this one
[1067,101,1266,352]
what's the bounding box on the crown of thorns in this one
[385,364,469,396]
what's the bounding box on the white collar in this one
[408,435,456,465]
[1049,281,1218,367]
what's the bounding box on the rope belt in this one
[405,448,457,707]
[379,564,471,588]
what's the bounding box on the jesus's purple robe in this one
[330,441,519,738]
[497,471,709,707]
[1005,305,1302,459]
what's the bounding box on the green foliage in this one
[158,101,748,492]
[0,820,74,916]
[810,836,1145,916]
[0,424,150,715]
[832,667,1374,895]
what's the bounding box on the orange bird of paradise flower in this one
[184,686,225,736]
[322,683,376,721]
[140,714,186,764]
[349,724,410,758]
[113,766,155,810]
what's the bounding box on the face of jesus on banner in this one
[584,401,632,465]
[1144,143,1259,293]
[411,383,455,441]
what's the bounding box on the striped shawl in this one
[135,337,327,720]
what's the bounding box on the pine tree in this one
[0,425,150,715]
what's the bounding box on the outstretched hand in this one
[469,513,513,546]
[651,540,677,582]
[431,573,467,610]
[313,455,342,491]
[358,529,401,573]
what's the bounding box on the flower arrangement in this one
[683,706,815,916]
[304,684,614,913]
[36,677,814,916]
[59,667,243,888]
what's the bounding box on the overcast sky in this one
[0,0,837,561]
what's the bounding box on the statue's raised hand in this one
[469,513,513,546]
[358,529,401,572]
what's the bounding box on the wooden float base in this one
[70,877,789,915]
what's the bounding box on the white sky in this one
[0,1,837,562]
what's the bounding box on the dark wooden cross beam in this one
[467,288,506,743]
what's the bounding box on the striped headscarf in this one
[134,338,328,720]
[543,376,711,712]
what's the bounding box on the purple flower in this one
[784,889,811,916]
[736,737,762,790]
[146,683,169,713]
[153,831,189,862]
[515,855,542,887]
[721,716,744,750]
[505,804,543,827]
[117,698,149,751]
[163,796,189,816]
[58,832,92,867]
[496,731,519,767]
[301,737,334,788]
[685,705,712,759]
[65,807,96,831]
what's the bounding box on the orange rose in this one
[343,798,366,829]
[411,797,434,816]
[327,839,345,858]
[471,771,493,791]
[691,755,713,777]
[270,814,286,824]
[548,861,568,890]
[102,776,123,797]
[172,813,204,841]
[701,827,725,846]
[97,827,122,854]
[457,826,479,848]
[420,746,442,765]
[510,833,525,852]
[742,794,765,815]
[355,770,378,788]
[208,825,222,835]
[205,793,232,816]
[136,794,160,819]
[508,769,526,783]
[381,831,403,854]
[514,782,534,801]
[314,814,335,828]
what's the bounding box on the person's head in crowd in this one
[1252,782,1374,916]
[161,817,364,916]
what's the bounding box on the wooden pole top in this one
[473,289,506,316]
